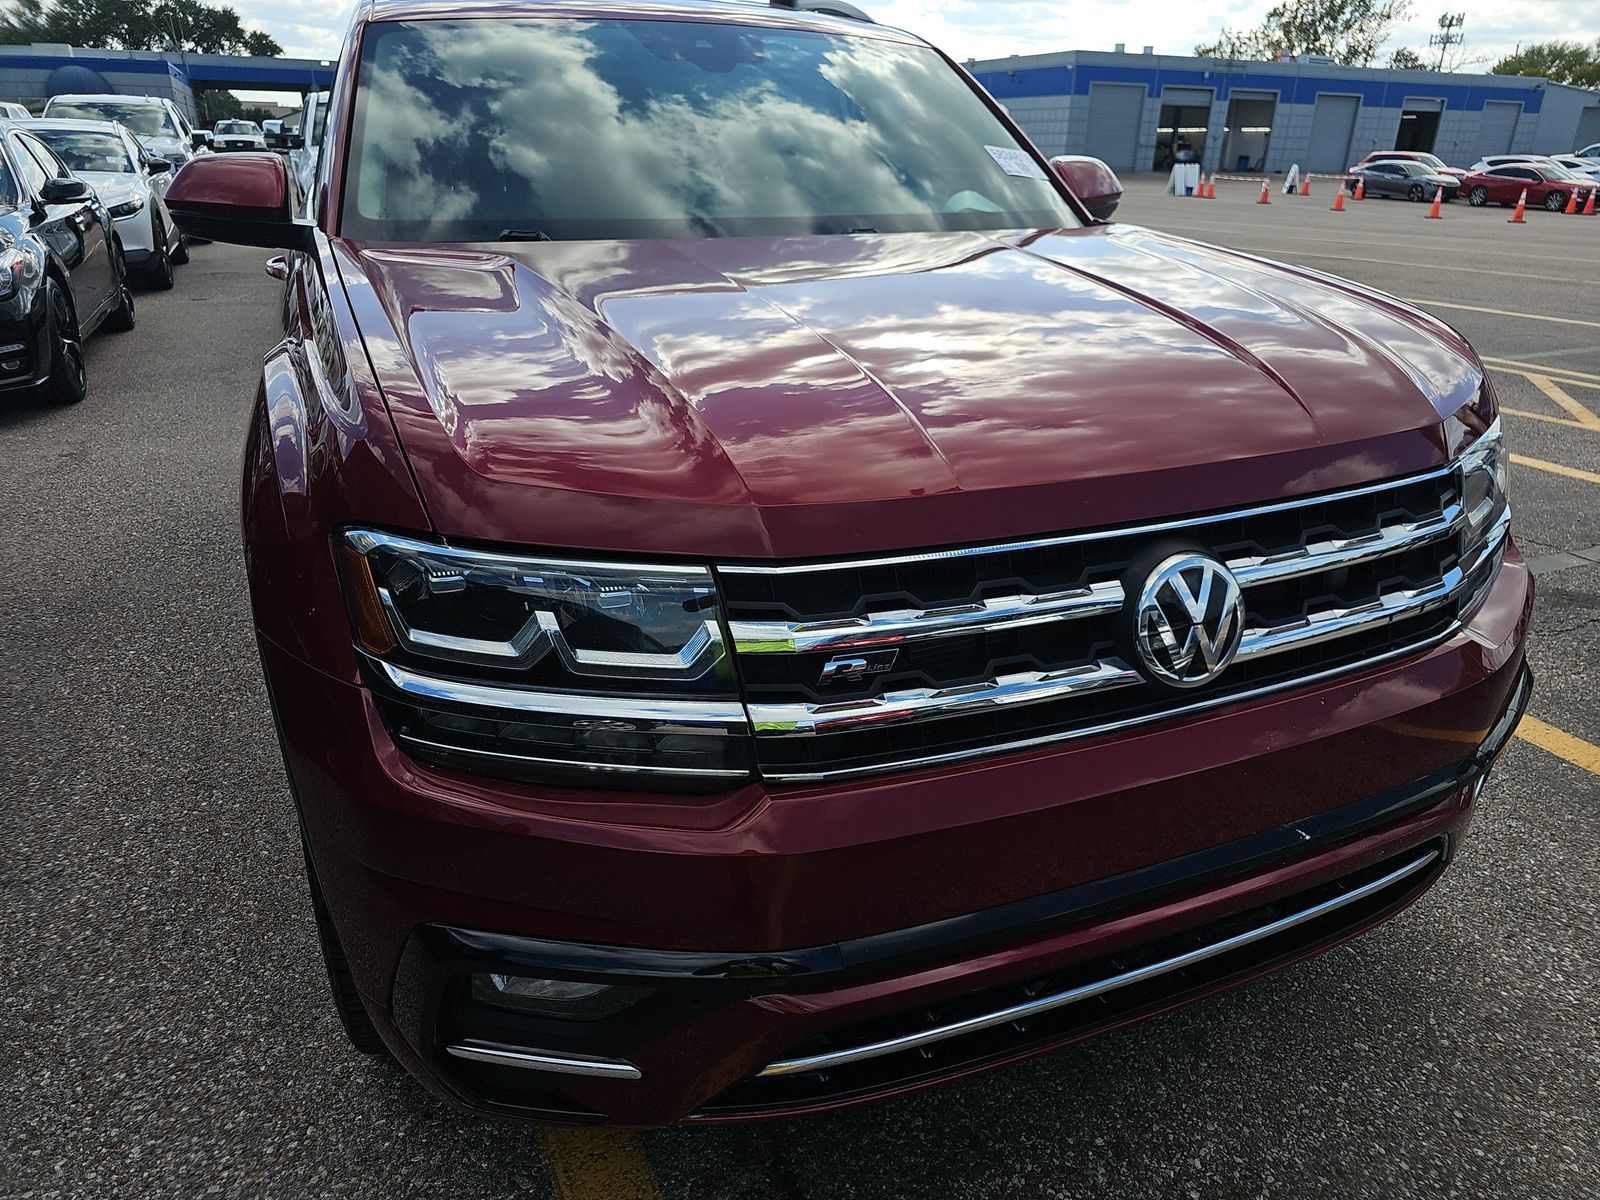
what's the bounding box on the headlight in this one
[0,248,19,300]
[108,195,145,218]
[339,530,749,790]
[1459,417,1509,552]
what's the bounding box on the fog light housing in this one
[470,972,650,1021]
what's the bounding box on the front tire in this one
[42,279,87,405]
[1468,186,1488,206]
[147,215,175,290]
[1407,184,1425,202]
[1543,191,1567,212]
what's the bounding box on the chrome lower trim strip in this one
[1236,566,1464,665]
[373,659,746,736]
[756,847,1441,1078]
[730,582,1126,655]
[396,734,751,780]
[718,461,1459,577]
[445,1041,644,1081]
[749,660,1145,737]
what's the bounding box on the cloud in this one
[228,0,1594,74]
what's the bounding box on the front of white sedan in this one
[23,119,187,288]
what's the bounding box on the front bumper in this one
[265,549,1532,1126]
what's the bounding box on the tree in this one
[1197,0,1414,67]
[1490,39,1600,88]
[1388,46,1427,69]
[0,0,282,56]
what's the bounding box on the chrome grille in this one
[720,464,1507,783]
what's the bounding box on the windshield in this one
[343,19,1076,241]
[47,100,175,140]
[31,128,134,173]
[1546,165,1588,182]
[217,121,256,133]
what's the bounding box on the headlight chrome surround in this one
[337,529,749,790]
[1458,416,1509,555]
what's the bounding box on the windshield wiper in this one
[498,228,554,242]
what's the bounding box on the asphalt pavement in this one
[3,177,1597,1199]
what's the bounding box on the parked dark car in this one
[1461,163,1591,211]
[165,0,1530,1129]
[0,121,134,403]
[1346,159,1459,201]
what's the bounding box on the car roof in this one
[17,117,125,133]
[47,92,166,104]
[355,0,920,43]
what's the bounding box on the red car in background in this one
[1460,163,1594,211]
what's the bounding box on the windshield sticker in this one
[984,145,1048,180]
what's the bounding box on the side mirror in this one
[145,155,173,174]
[191,131,209,150]
[165,152,313,251]
[1049,155,1124,222]
[40,176,93,204]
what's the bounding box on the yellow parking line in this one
[1517,717,1600,777]
[1483,357,1600,387]
[1511,454,1600,485]
[1526,375,1600,430]
[1400,300,1600,331]
[540,1130,663,1200]
[1500,408,1591,431]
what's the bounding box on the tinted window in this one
[19,134,69,178]
[9,135,49,193]
[0,148,17,202]
[48,99,176,139]
[343,19,1076,241]
[31,128,135,173]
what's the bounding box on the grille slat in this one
[721,465,1499,783]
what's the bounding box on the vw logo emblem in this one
[1133,553,1245,689]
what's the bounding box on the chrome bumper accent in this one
[445,1041,644,1081]
[755,847,1441,1078]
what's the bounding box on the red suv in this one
[167,0,1531,1127]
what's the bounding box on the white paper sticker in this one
[984,145,1049,180]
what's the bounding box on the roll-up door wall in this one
[1084,82,1145,172]
[1476,100,1522,158]
[1305,94,1360,172]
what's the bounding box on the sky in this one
[236,0,1599,71]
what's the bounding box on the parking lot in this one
[3,174,1597,1200]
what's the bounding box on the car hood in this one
[336,225,1488,559]
[77,172,140,201]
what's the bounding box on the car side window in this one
[1506,167,1538,181]
[9,134,49,195]
[18,133,69,179]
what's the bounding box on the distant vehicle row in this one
[0,94,208,406]
[1345,148,1599,211]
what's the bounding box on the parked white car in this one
[213,119,267,152]
[0,101,29,119]
[289,90,330,199]
[1578,142,1600,159]
[1466,154,1558,173]
[1548,154,1600,182]
[42,93,206,167]
[23,117,188,289]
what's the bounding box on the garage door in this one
[1305,94,1360,172]
[1476,101,1522,158]
[1084,83,1145,172]
[1573,105,1600,152]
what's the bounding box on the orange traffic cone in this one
[1353,177,1365,201]
[1258,179,1271,204]
[1425,186,1443,219]
[1508,189,1527,224]
[1331,189,1346,212]
[1299,177,1310,197]
[1209,176,1218,199]
[1584,188,1597,216]
[1563,189,1580,214]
